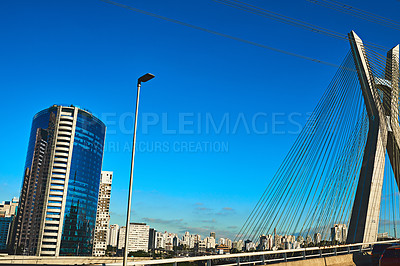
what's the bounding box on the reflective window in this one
[60,110,105,256]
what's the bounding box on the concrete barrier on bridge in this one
[270,253,372,266]
[0,255,152,265]
[0,253,372,266]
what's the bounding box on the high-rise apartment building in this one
[10,105,106,256]
[117,223,150,252]
[204,236,216,249]
[92,171,113,256]
[108,224,120,247]
[155,231,165,249]
[117,226,126,251]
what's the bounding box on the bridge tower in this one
[347,31,399,243]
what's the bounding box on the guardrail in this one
[105,240,400,266]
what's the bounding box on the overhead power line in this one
[99,0,342,68]
[214,0,388,51]
[307,0,400,31]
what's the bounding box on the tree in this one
[128,250,151,257]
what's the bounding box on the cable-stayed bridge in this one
[236,30,400,249]
[1,30,399,266]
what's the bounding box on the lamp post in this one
[123,73,155,266]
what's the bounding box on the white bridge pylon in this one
[347,31,400,244]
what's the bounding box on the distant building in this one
[305,235,312,245]
[296,235,304,244]
[155,231,165,249]
[193,234,201,245]
[117,226,126,250]
[92,171,113,256]
[195,241,206,253]
[377,232,389,240]
[118,223,150,252]
[210,232,216,239]
[233,239,244,251]
[108,224,120,247]
[147,228,156,250]
[152,231,180,250]
[204,236,216,249]
[216,244,230,254]
[0,198,18,217]
[331,224,347,243]
[266,235,273,250]
[165,232,179,247]
[245,240,255,251]
[225,238,232,249]
[0,216,13,251]
[314,233,322,244]
[173,236,179,247]
[258,235,267,250]
[0,197,18,251]
[9,105,106,256]
[182,231,195,248]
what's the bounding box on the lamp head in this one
[138,73,155,83]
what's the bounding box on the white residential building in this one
[314,233,322,244]
[107,224,120,247]
[204,236,216,249]
[225,238,232,249]
[118,226,126,250]
[331,224,347,243]
[155,231,165,249]
[92,171,113,256]
[0,197,19,217]
[118,223,150,252]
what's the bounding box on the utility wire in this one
[99,0,343,68]
[214,0,389,51]
[306,0,400,31]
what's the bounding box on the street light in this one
[123,73,155,266]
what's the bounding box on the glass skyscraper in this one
[10,105,106,256]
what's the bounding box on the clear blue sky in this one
[1,0,399,240]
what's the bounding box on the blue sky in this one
[1,0,400,240]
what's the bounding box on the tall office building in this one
[148,228,156,250]
[0,217,13,251]
[10,105,106,256]
[92,171,113,256]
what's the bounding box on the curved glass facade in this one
[24,107,58,170]
[60,110,106,255]
[10,106,58,255]
[11,105,106,256]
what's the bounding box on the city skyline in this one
[2,0,400,242]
